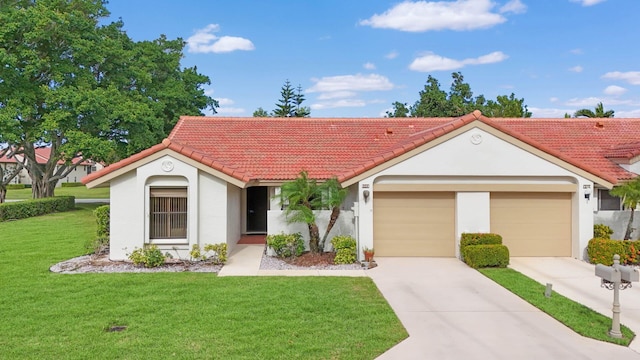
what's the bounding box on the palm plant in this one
[610,178,640,240]
[574,102,615,118]
[279,171,347,253]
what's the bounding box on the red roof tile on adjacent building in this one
[83,112,640,186]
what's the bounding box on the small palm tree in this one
[279,171,347,253]
[574,102,614,118]
[610,178,640,240]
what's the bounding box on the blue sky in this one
[106,0,640,118]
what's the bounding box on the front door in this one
[246,187,268,233]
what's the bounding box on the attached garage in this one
[490,192,572,256]
[373,192,455,257]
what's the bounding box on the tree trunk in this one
[0,187,5,203]
[624,209,635,240]
[32,177,55,198]
[320,206,341,251]
[308,222,321,253]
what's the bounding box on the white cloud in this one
[529,107,574,118]
[616,109,640,118]
[500,0,527,14]
[569,48,583,55]
[603,85,627,96]
[385,51,399,59]
[364,62,376,70]
[308,74,395,110]
[187,24,255,53]
[307,74,394,93]
[602,71,640,85]
[564,97,603,107]
[569,65,583,73]
[570,0,606,6]
[216,98,234,106]
[549,97,559,103]
[311,99,368,110]
[360,0,506,32]
[317,91,358,100]
[409,51,507,72]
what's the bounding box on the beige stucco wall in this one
[357,127,595,260]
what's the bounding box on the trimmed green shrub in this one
[331,235,356,264]
[61,182,83,188]
[267,232,304,258]
[462,244,510,269]
[6,184,25,190]
[0,196,75,221]
[594,224,614,239]
[94,205,110,237]
[587,238,640,265]
[128,245,166,268]
[460,233,503,251]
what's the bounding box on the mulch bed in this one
[283,252,337,267]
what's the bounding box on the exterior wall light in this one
[584,186,592,200]
[363,189,370,202]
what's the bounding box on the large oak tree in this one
[0,0,217,198]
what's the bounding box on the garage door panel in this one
[491,192,571,257]
[374,192,455,257]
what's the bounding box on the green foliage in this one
[331,235,356,264]
[593,224,614,239]
[272,80,310,117]
[84,236,109,255]
[610,178,640,240]
[279,171,347,253]
[190,244,204,260]
[61,182,83,188]
[6,184,25,190]
[574,102,614,118]
[128,245,166,268]
[204,243,228,265]
[94,205,110,237]
[267,233,305,258]
[0,196,75,221]
[387,72,531,118]
[587,238,640,265]
[461,244,510,269]
[460,233,503,251]
[0,0,217,195]
[253,107,271,117]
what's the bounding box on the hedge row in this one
[61,182,84,188]
[6,184,25,190]
[460,233,509,269]
[587,238,640,266]
[0,196,75,222]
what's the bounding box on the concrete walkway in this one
[368,257,640,360]
[217,244,367,277]
[510,257,640,353]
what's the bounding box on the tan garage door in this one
[374,192,455,257]
[490,192,571,257]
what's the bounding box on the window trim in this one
[147,186,189,245]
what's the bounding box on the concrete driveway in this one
[368,257,640,360]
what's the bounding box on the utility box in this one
[595,264,621,283]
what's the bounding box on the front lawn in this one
[5,186,109,200]
[0,204,406,359]
[480,267,635,346]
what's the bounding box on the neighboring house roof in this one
[82,111,640,187]
[0,152,18,164]
[33,147,95,166]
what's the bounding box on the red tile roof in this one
[83,112,640,186]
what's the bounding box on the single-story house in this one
[82,111,640,261]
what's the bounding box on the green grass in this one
[0,204,407,359]
[5,186,109,200]
[479,267,635,346]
